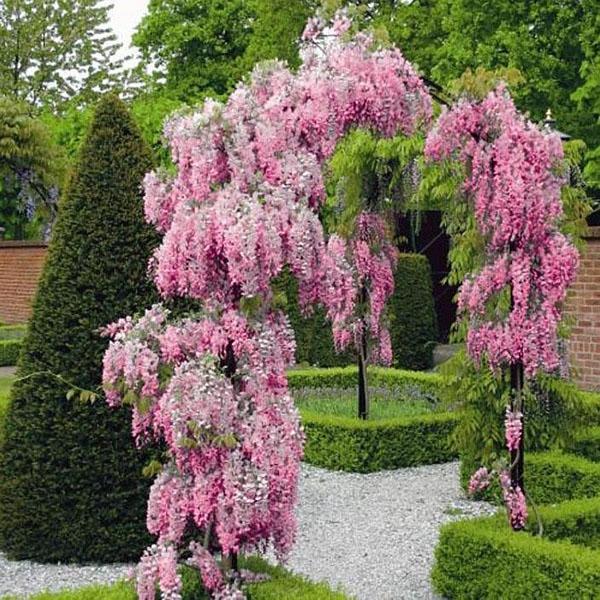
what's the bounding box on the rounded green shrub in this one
[388,253,437,370]
[0,95,158,563]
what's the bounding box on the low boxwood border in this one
[432,496,600,599]
[9,556,349,600]
[0,339,21,366]
[301,410,459,472]
[287,366,443,397]
[581,391,600,425]
[290,367,454,471]
[569,427,600,463]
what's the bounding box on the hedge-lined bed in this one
[432,496,600,599]
[289,367,454,471]
[0,324,25,367]
[4,557,349,600]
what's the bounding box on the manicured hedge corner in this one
[0,339,22,366]
[432,497,600,600]
[302,411,459,472]
[526,451,600,505]
[287,366,444,398]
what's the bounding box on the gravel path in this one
[289,461,496,600]
[0,461,494,599]
[0,558,132,598]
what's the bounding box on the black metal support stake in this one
[510,361,525,530]
[357,287,369,420]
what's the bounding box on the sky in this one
[109,0,150,60]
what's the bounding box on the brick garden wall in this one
[0,241,47,325]
[566,227,600,391]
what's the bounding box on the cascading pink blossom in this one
[103,12,432,599]
[428,87,577,530]
[504,406,523,452]
[426,88,578,378]
[322,213,398,364]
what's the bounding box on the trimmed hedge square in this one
[432,497,600,599]
[287,366,444,397]
[0,339,22,366]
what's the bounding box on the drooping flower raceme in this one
[323,213,398,364]
[428,88,578,530]
[426,88,578,378]
[103,14,432,600]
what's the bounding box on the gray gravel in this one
[0,558,132,598]
[288,461,496,600]
[0,461,494,599]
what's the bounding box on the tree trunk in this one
[510,361,525,530]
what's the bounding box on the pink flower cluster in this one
[104,13,432,599]
[467,466,528,529]
[468,467,493,495]
[425,88,579,377]
[499,471,528,530]
[322,213,398,364]
[103,306,302,598]
[504,406,523,452]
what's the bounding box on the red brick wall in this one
[566,227,600,391]
[0,241,47,325]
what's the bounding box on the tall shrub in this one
[0,95,158,562]
[389,253,437,370]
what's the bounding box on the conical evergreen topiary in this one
[0,95,158,562]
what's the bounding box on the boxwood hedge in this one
[287,366,443,397]
[301,411,459,472]
[0,339,21,366]
[569,427,600,463]
[432,497,600,599]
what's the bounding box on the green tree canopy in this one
[0,95,64,238]
[0,0,124,110]
[133,0,316,102]
[133,0,254,102]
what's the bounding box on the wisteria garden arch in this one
[102,12,578,599]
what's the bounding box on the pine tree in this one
[0,95,158,562]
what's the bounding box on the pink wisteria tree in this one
[102,14,431,599]
[425,88,579,530]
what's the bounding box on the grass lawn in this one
[0,373,14,432]
[2,557,349,600]
[293,386,438,420]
